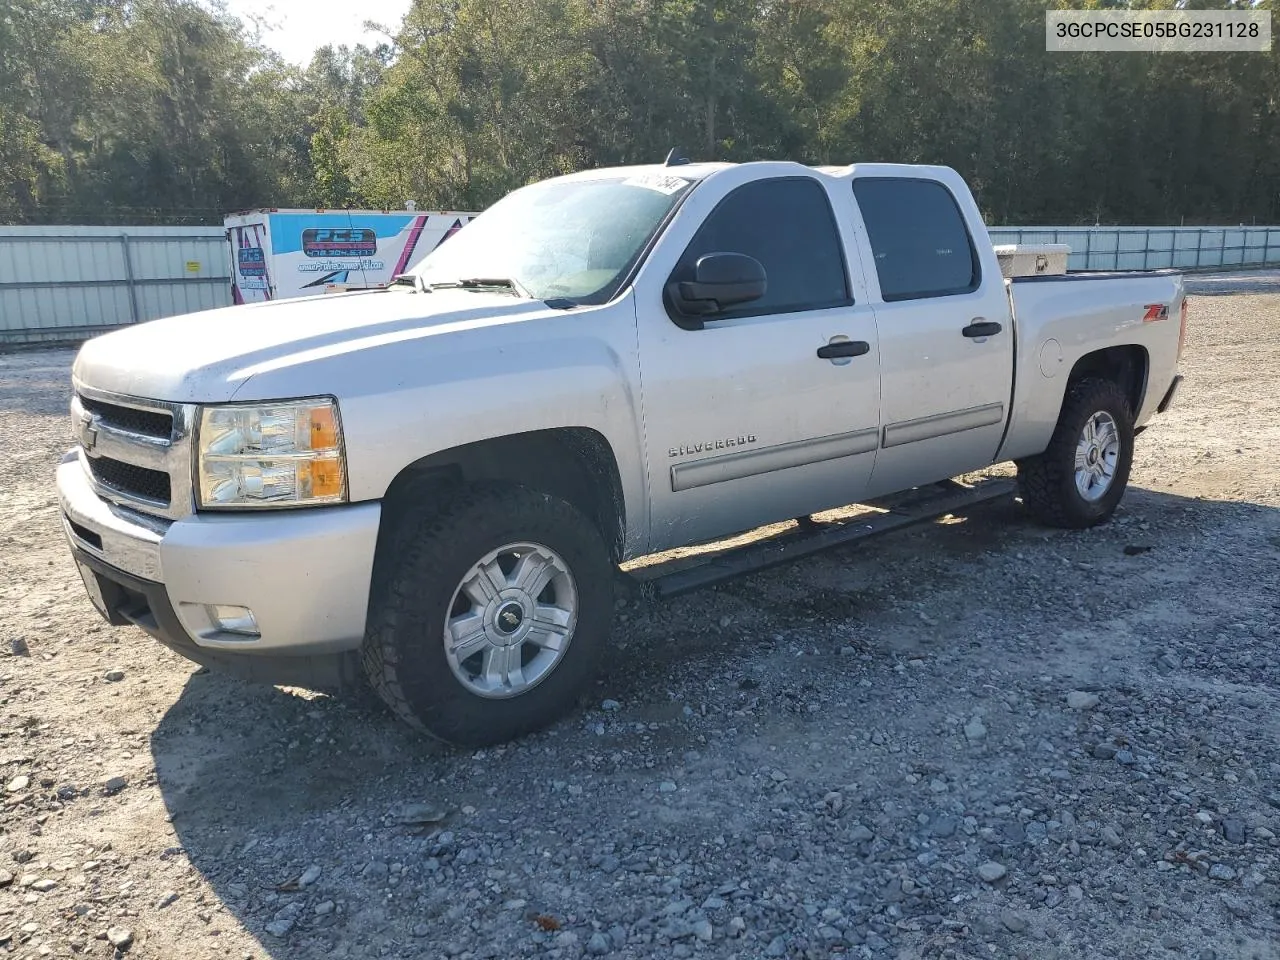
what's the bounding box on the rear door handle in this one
[816,340,871,359]
[962,319,1003,339]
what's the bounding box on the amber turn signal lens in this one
[306,457,344,498]
[309,407,339,449]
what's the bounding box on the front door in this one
[633,167,882,552]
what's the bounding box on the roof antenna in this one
[664,147,690,167]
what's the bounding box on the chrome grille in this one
[77,394,172,440]
[71,386,194,520]
[87,457,172,505]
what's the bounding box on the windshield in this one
[411,173,694,303]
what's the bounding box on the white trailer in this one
[225,209,476,303]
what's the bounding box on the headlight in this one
[196,398,346,509]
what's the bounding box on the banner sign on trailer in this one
[225,210,476,304]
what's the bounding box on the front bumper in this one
[57,454,380,686]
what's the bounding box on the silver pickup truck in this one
[58,160,1186,745]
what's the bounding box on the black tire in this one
[1017,377,1134,529]
[362,485,614,746]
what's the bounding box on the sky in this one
[218,0,414,66]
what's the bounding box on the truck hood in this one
[72,289,553,403]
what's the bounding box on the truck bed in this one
[998,267,1184,463]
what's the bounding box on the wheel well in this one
[1067,345,1148,416]
[377,428,626,563]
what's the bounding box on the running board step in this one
[627,476,1017,600]
[860,478,972,513]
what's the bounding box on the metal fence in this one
[0,226,229,345]
[1,222,1279,346]
[987,225,1280,272]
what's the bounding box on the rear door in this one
[849,174,1014,498]
[633,167,882,551]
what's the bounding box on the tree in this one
[3,0,1277,226]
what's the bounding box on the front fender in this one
[256,298,649,555]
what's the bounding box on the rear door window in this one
[671,177,851,319]
[853,179,979,301]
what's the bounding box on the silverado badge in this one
[669,435,757,458]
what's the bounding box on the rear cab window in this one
[853,178,980,301]
[669,176,852,320]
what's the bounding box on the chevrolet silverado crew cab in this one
[58,160,1187,746]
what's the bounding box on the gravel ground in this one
[2,288,1279,960]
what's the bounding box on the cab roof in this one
[551,160,957,184]
[554,161,845,183]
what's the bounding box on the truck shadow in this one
[147,484,1280,959]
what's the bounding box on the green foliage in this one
[2,0,1278,224]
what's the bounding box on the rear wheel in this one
[362,485,614,746]
[1017,378,1134,529]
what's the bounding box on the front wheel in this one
[1017,378,1135,529]
[361,485,614,746]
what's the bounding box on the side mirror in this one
[666,252,767,321]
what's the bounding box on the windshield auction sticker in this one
[1047,10,1270,52]
[622,173,691,195]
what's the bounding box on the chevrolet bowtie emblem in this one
[79,414,99,451]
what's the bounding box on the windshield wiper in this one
[390,273,429,293]
[427,277,531,298]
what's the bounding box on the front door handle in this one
[962,319,1003,339]
[816,340,871,360]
